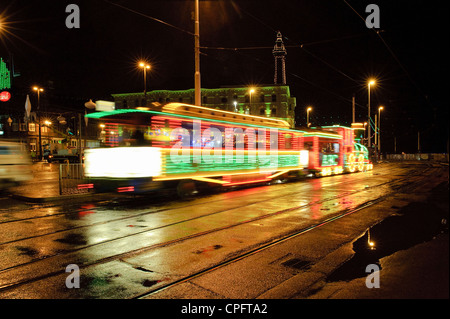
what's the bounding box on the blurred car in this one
[0,141,33,189]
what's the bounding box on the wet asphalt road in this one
[0,162,447,299]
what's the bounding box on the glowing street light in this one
[306,106,312,127]
[367,79,376,148]
[138,61,151,103]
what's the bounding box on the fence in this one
[59,163,93,195]
[385,153,449,162]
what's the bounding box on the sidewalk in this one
[7,162,102,203]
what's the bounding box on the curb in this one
[9,192,116,203]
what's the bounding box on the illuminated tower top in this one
[272,31,287,85]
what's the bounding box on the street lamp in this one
[378,106,384,153]
[306,106,312,127]
[33,86,44,161]
[138,61,151,103]
[367,79,375,148]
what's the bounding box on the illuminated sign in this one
[0,91,11,102]
[0,58,11,90]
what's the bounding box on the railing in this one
[385,153,449,162]
[59,163,93,195]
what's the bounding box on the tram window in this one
[319,142,338,154]
[304,142,313,151]
[284,134,292,149]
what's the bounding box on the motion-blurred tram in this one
[84,103,372,196]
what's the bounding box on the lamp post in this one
[363,122,367,145]
[378,106,383,153]
[44,120,51,155]
[249,88,255,114]
[33,86,44,161]
[139,62,150,104]
[367,79,375,148]
[307,106,312,127]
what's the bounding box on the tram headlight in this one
[85,147,162,178]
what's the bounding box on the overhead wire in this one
[102,0,367,110]
[341,0,430,106]
[103,0,194,36]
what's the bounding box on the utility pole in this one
[394,136,397,154]
[78,113,82,163]
[194,0,201,106]
[352,95,355,123]
[418,131,420,154]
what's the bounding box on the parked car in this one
[0,141,33,189]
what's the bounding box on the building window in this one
[260,94,265,102]
[203,96,208,104]
[29,123,36,132]
[221,97,228,103]
[123,100,128,108]
[271,108,277,116]
[12,123,18,131]
[272,94,277,102]
[20,123,27,131]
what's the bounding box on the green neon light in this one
[321,154,339,166]
[0,58,11,90]
[86,109,305,133]
[163,153,300,175]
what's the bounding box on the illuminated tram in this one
[84,103,372,196]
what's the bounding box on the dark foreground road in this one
[0,162,447,300]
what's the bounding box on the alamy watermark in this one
[65,264,80,288]
[169,120,280,170]
[65,4,80,29]
[365,263,380,288]
[365,4,380,29]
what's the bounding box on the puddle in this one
[327,182,448,282]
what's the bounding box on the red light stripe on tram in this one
[117,186,135,192]
[77,183,94,189]
[223,178,271,187]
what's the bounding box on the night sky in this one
[1,0,448,153]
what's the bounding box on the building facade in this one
[112,85,297,127]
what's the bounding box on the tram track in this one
[0,165,411,244]
[0,165,438,295]
[0,166,413,252]
[0,163,415,227]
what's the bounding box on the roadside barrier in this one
[59,163,93,195]
[386,153,448,162]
